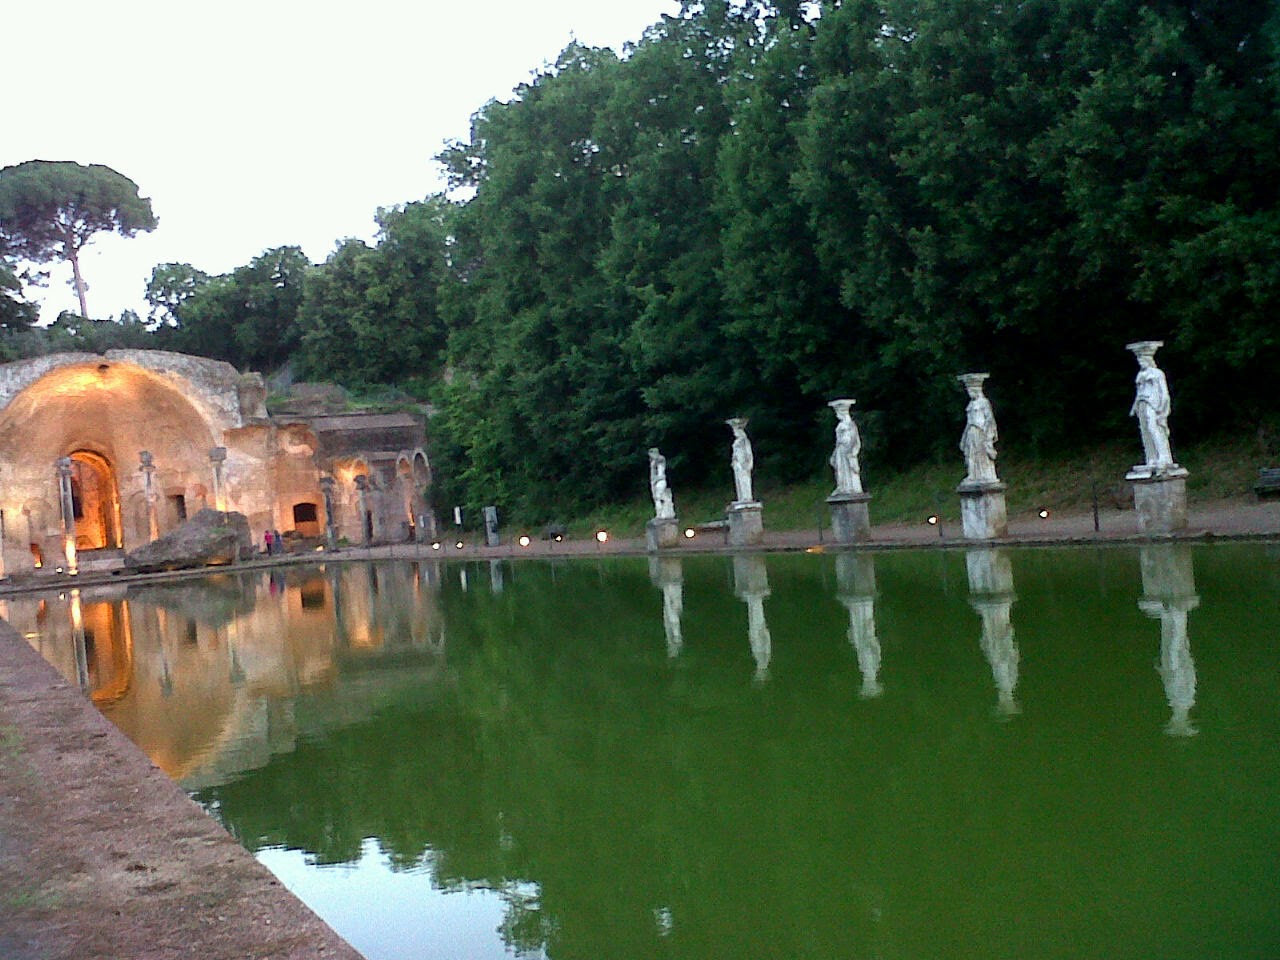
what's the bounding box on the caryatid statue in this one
[958,373,999,485]
[1127,341,1178,476]
[648,447,676,521]
[726,417,755,503]
[828,398,863,496]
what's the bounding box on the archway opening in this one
[69,451,122,550]
[292,501,320,537]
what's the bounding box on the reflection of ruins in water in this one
[965,549,1020,717]
[5,562,447,788]
[835,553,881,698]
[1138,545,1199,737]
[648,557,684,658]
[733,555,772,682]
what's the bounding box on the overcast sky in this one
[4,0,680,324]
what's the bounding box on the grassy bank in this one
[564,434,1269,541]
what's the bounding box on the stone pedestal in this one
[726,501,764,547]
[827,492,872,544]
[1129,473,1188,535]
[645,517,680,552]
[957,481,1008,540]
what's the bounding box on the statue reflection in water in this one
[733,555,772,682]
[965,549,1020,717]
[835,553,882,698]
[1138,545,1199,737]
[648,557,684,658]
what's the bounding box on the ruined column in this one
[355,475,371,545]
[140,450,160,541]
[483,505,500,547]
[208,446,228,513]
[320,476,339,551]
[56,456,78,575]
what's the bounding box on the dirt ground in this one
[0,495,1276,960]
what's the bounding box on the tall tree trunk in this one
[67,247,89,319]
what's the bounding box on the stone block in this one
[957,482,1008,540]
[125,509,253,573]
[827,493,872,544]
[726,502,764,547]
[645,517,680,552]
[1131,475,1188,535]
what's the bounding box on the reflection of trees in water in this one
[193,559,902,959]
[18,548,1271,960]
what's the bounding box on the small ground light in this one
[455,540,465,549]
[927,515,939,526]
[518,535,531,547]
[431,541,441,550]
[554,534,563,542]
[595,530,609,544]
[684,528,696,539]
[1038,509,1050,519]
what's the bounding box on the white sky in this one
[4,0,680,324]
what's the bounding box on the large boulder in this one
[125,509,254,573]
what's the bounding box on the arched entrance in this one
[68,451,123,550]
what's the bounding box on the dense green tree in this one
[0,160,157,319]
[1037,0,1280,433]
[716,2,849,473]
[295,198,454,390]
[98,0,1280,517]
[145,262,210,327]
[171,246,310,370]
[0,260,37,330]
[597,2,760,483]
[433,42,642,516]
[0,260,38,361]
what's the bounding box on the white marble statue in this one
[958,373,999,485]
[1127,341,1177,475]
[828,398,863,496]
[648,447,676,520]
[726,417,755,504]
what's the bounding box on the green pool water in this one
[16,543,1280,959]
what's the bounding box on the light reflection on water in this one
[11,544,1280,960]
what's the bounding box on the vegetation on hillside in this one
[3,0,1279,525]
